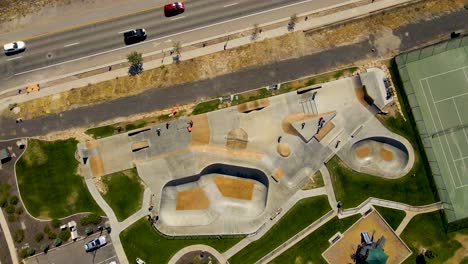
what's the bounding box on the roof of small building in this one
[360,68,392,110]
[0,149,10,160]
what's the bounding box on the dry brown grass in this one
[176,187,210,210]
[213,176,254,200]
[89,155,105,177]
[226,128,248,149]
[7,0,465,119]
[237,99,270,113]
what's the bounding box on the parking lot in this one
[25,233,118,264]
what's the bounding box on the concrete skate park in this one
[78,68,415,236]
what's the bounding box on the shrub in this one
[47,232,57,240]
[43,225,50,234]
[80,214,102,226]
[13,229,24,243]
[35,232,44,242]
[51,218,61,228]
[9,195,19,205]
[15,206,23,215]
[27,247,35,257]
[54,238,62,247]
[58,230,71,241]
[7,214,16,222]
[85,227,93,236]
[0,197,7,208]
[40,243,49,253]
[19,248,29,259]
[5,205,15,214]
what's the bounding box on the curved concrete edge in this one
[338,132,416,179]
[0,208,19,264]
[168,244,228,264]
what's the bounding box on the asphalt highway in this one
[0,0,345,78]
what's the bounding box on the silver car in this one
[3,41,26,54]
[84,236,107,252]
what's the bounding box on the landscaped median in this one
[16,139,102,219]
[229,195,330,264]
[99,168,144,222]
[120,218,244,264]
[374,206,406,231]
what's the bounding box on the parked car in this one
[164,2,185,17]
[84,236,107,252]
[3,41,26,55]
[123,29,147,45]
[136,258,146,264]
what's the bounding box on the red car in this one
[164,2,185,17]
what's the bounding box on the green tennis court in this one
[397,36,468,222]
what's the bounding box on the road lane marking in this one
[224,3,238,7]
[171,16,185,21]
[96,256,117,264]
[14,0,325,76]
[1,1,180,44]
[118,29,132,34]
[7,56,22,61]
[64,42,80,47]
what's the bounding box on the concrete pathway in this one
[168,244,228,264]
[83,166,152,264]
[395,204,443,235]
[320,165,338,212]
[0,207,19,264]
[0,0,417,110]
[257,210,336,264]
[222,187,327,259]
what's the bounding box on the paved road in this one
[0,10,466,140]
[0,0,349,80]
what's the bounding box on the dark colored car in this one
[164,2,185,17]
[123,29,147,45]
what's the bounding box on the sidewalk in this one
[0,208,19,264]
[0,0,416,111]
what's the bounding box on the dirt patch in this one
[85,140,98,149]
[446,234,468,264]
[176,187,210,210]
[323,211,411,264]
[7,0,465,120]
[89,155,105,177]
[213,176,254,200]
[355,86,369,107]
[21,139,48,167]
[355,146,371,158]
[226,128,248,149]
[66,189,79,207]
[237,99,270,113]
[380,147,394,161]
[190,114,210,146]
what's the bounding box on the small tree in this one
[7,214,16,222]
[80,213,102,226]
[35,232,44,242]
[40,243,49,253]
[54,238,62,247]
[288,14,298,31]
[9,195,19,205]
[51,219,61,229]
[5,204,15,214]
[47,232,57,240]
[43,225,50,234]
[15,206,23,215]
[13,229,24,243]
[251,23,260,40]
[0,196,7,208]
[127,51,143,75]
[172,41,182,64]
[58,230,71,242]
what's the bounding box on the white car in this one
[136,258,145,264]
[84,236,107,252]
[3,41,26,54]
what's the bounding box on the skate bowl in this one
[349,136,410,178]
[159,164,268,227]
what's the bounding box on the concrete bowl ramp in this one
[349,137,409,178]
[159,173,267,227]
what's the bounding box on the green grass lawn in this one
[374,206,406,230]
[100,169,144,221]
[16,139,102,219]
[229,196,331,264]
[401,211,468,263]
[120,218,243,263]
[192,99,221,115]
[328,155,435,209]
[270,214,361,264]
